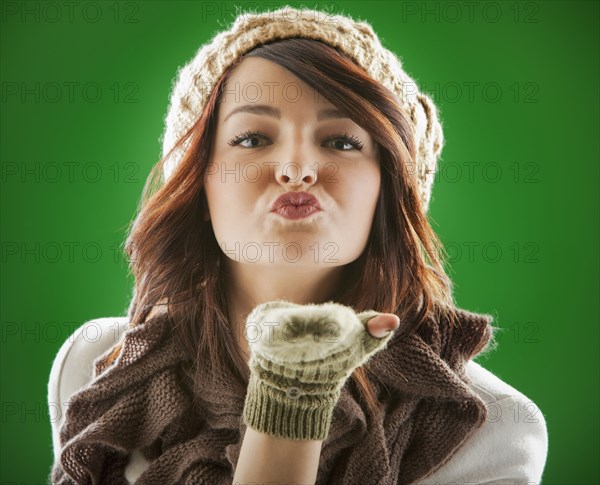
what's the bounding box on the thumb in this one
[355,310,400,360]
[366,313,400,338]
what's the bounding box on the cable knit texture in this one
[161,5,444,211]
[50,304,496,484]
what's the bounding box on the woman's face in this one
[204,57,380,268]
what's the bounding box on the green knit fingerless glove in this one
[242,299,396,441]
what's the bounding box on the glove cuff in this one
[242,372,338,441]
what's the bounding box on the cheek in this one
[204,170,259,220]
[341,164,380,214]
[203,174,232,222]
[203,174,218,211]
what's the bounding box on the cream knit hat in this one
[161,5,444,211]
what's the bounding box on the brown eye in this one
[227,130,271,148]
[323,133,364,151]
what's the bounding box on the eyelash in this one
[227,130,365,151]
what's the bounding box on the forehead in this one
[219,56,334,108]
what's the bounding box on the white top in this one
[48,317,549,484]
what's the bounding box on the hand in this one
[242,300,400,441]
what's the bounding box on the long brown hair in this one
[102,38,458,418]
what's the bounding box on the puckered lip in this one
[270,191,322,212]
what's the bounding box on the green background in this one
[1,0,598,483]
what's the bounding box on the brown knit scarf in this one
[51,306,495,484]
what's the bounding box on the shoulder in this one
[418,359,549,484]
[47,316,130,460]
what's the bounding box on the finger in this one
[367,314,400,338]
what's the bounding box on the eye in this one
[323,133,364,151]
[227,130,271,148]
[227,130,365,151]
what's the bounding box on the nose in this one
[274,159,317,187]
[273,137,319,187]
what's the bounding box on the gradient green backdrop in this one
[1,1,598,483]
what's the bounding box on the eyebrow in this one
[223,104,350,122]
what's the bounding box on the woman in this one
[49,6,548,484]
